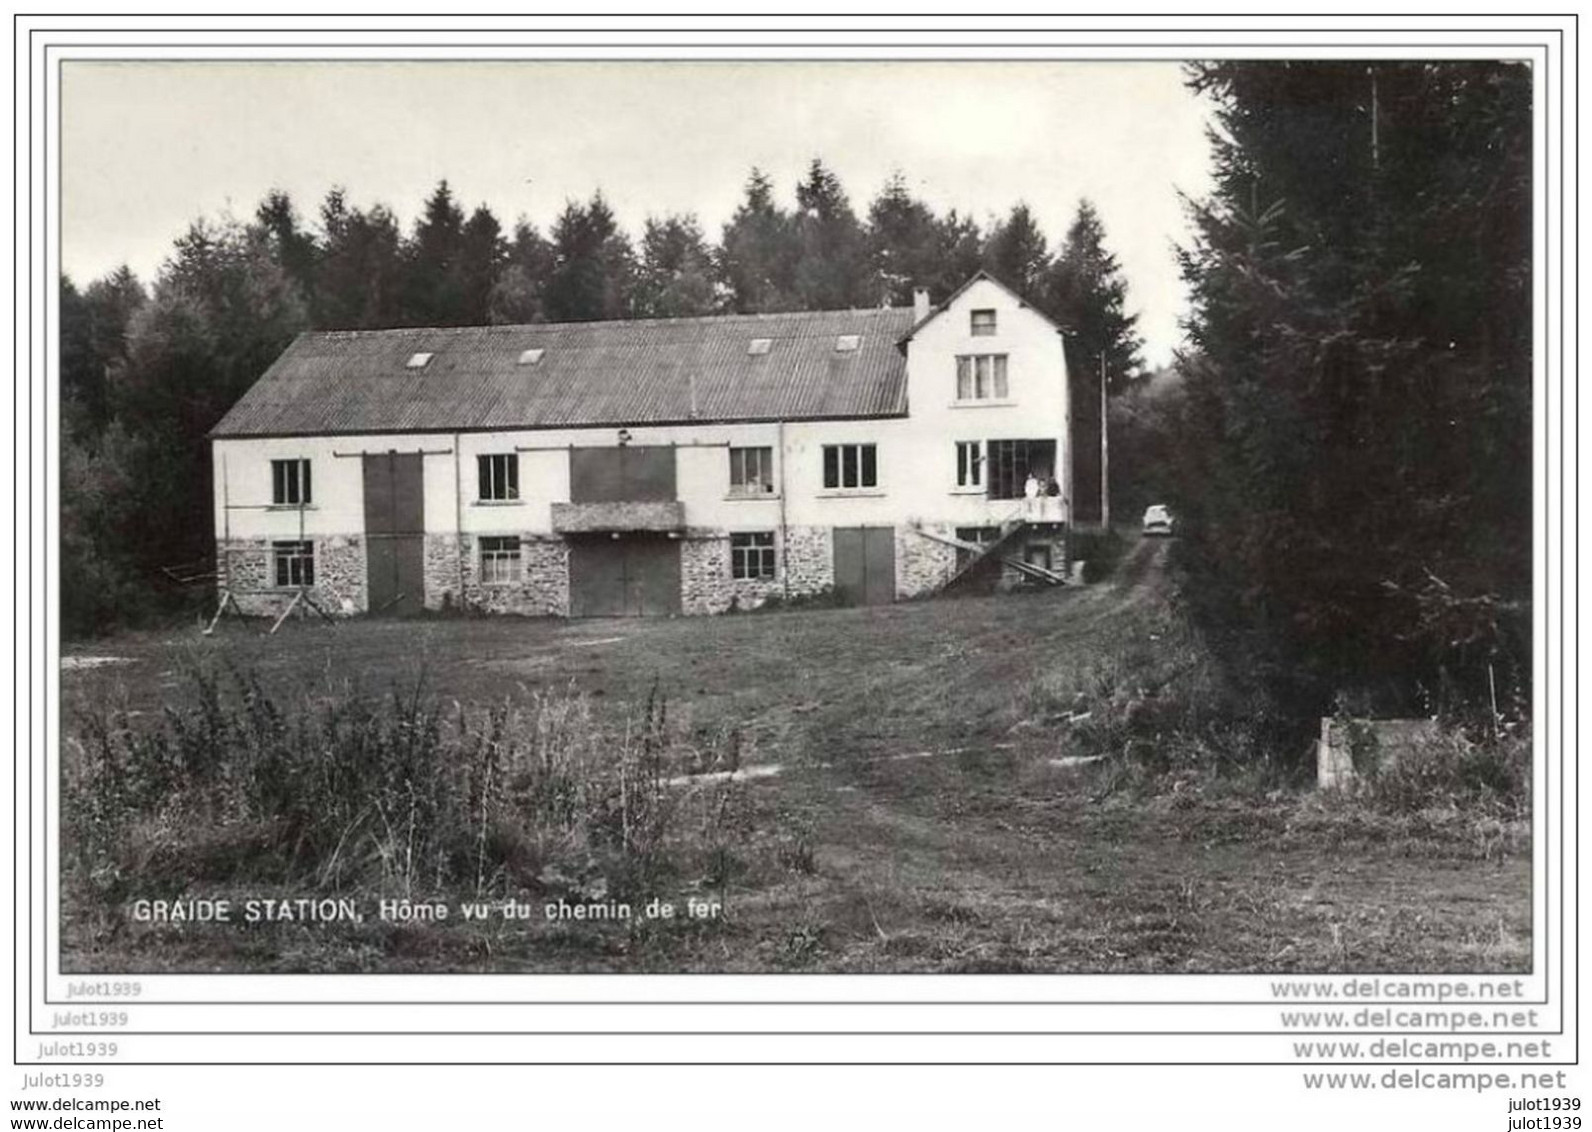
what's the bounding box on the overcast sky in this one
[61,60,1214,366]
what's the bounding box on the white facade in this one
[212,276,1071,616]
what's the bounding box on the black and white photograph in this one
[55,54,1534,978]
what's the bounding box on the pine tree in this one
[544,193,636,322]
[634,214,718,318]
[866,172,974,307]
[982,203,1050,301]
[716,168,797,313]
[1045,199,1145,522]
[401,180,468,325]
[791,159,869,309]
[255,189,319,312]
[60,266,145,439]
[458,205,506,325]
[488,220,553,325]
[1177,60,1532,711]
[314,188,404,329]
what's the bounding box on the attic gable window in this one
[518,348,545,366]
[748,338,772,356]
[970,309,997,336]
[406,351,434,370]
[834,334,861,353]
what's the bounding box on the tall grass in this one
[63,662,749,909]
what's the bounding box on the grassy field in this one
[60,540,1530,974]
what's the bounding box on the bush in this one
[1356,723,1530,817]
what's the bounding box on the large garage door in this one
[833,526,896,606]
[568,535,682,617]
[363,452,425,615]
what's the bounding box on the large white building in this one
[209,272,1073,617]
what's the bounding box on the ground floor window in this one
[272,540,315,587]
[480,536,523,585]
[731,531,777,580]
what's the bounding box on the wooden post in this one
[269,588,305,635]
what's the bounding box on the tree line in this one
[60,159,1143,636]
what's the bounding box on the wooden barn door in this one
[568,536,681,617]
[832,526,895,606]
[363,452,425,615]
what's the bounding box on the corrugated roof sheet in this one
[211,307,916,438]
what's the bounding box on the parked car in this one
[1142,504,1176,537]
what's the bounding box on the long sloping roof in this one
[210,307,915,438]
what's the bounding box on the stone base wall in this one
[422,534,464,611]
[783,525,834,598]
[896,523,961,598]
[443,532,569,616]
[217,536,365,617]
[679,525,834,615]
[216,520,1064,621]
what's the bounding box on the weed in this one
[62,662,752,919]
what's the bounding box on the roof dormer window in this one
[406,351,434,370]
[518,348,545,366]
[835,334,861,353]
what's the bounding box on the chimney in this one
[912,288,932,324]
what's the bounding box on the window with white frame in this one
[955,354,1009,401]
[822,443,878,490]
[477,453,519,501]
[272,540,315,587]
[479,536,522,585]
[970,309,997,337]
[731,532,777,580]
[956,441,983,488]
[729,446,775,495]
[271,458,312,505]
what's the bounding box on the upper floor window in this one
[956,441,983,488]
[272,458,312,505]
[729,446,775,496]
[478,453,519,501]
[822,443,878,491]
[956,354,1009,401]
[970,309,997,337]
